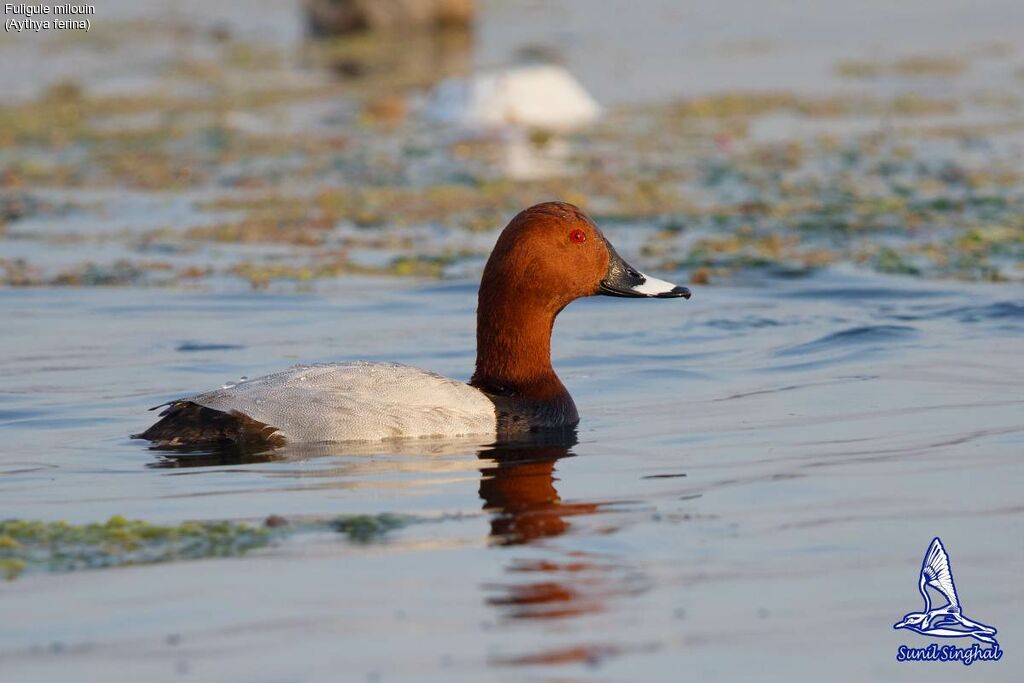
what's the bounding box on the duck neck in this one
[470,292,567,402]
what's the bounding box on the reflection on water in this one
[481,437,601,621]
[148,445,281,469]
[151,429,625,630]
[145,433,496,468]
[480,434,649,633]
[479,435,585,545]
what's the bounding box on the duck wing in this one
[140,362,498,445]
[922,537,959,609]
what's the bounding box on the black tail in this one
[133,401,285,449]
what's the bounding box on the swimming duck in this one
[136,202,690,447]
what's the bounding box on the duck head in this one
[478,201,690,310]
[471,202,690,418]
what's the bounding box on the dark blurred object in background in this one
[305,0,475,36]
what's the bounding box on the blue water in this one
[1,269,1022,681]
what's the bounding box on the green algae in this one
[0,516,272,578]
[0,513,425,579]
[330,513,418,544]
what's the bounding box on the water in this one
[1,270,1022,681]
[3,0,1024,679]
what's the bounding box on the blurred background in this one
[3,0,1024,287]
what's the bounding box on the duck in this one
[135,202,690,448]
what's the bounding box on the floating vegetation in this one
[0,516,271,579]
[0,513,425,579]
[0,16,1022,288]
[670,91,958,119]
[677,234,836,278]
[330,513,418,544]
[835,55,968,79]
[873,246,922,276]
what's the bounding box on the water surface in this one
[1,270,1022,681]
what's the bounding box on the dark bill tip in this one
[599,238,691,299]
[662,285,691,299]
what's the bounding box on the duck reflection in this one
[477,431,596,546]
[478,432,624,622]
[146,432,632,625]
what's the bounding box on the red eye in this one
[569,229,587,244]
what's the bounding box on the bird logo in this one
[893,537,998,645]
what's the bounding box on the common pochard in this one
[136,202,690,447]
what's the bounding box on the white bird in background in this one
[427,64,601,131]
[893,537,998,644]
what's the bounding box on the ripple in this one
[0,408,45,424]
[779,286,950,301]
[776,324,919,357]
[175,342,246,353]
[704,316,785,331]
[941,301,1024,323]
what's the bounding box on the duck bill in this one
[599,244,691,299]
